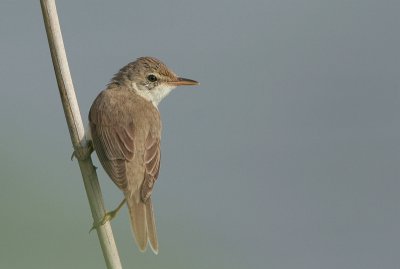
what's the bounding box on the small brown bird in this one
[88,57,198,253]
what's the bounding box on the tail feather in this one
[145,198,159,254]
[126,195,158,254]
[127,197,147,252]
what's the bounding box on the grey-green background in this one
[1,0,399,268]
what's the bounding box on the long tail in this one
[126,196,159,254]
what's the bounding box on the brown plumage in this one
[88,57,198,253]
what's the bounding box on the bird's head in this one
[113,57,198,106]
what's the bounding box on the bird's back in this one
[89,85,161,193]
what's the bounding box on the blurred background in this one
[0,0,399,268]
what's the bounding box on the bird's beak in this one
[169,77,199,86]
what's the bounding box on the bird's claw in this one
[90,212,114,233]
[89,199,126,233]
[71,141,94,161]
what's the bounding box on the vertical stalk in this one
[40,1,122,268]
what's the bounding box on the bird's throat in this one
[131,82,175,107]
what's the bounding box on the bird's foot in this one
[90,211,116,233]
[71,141,94,161]
[90,199,126,233]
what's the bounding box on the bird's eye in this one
[147,74,158,82]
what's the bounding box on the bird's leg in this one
[71,141,94,161]
[90,198,127,232]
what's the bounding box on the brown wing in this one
[89,91,135,190]
[141,133,161,202]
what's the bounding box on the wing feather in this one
[141,133,161,201]
[89,91,135,190]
